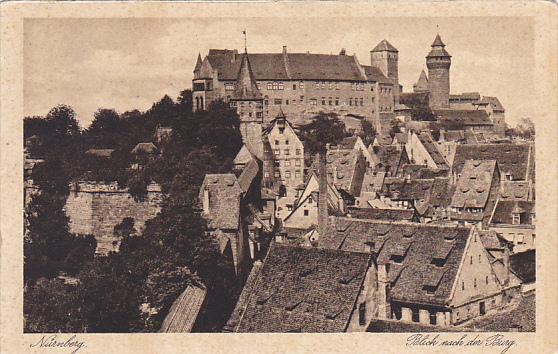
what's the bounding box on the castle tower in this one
[413,70,429,93]
[230,50,264,159]
[371,39,400,102]
[193,53,202,79]
[426,34,451,109]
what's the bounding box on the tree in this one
[299,113,347,156]
[359,119,376,146]
[506,117,535,140]
[85,108,122,148]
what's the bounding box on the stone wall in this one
[64,181,163,254]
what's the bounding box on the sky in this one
[24,17,534,128]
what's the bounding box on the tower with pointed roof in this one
[229,51,265,159]
[371,39,400,102]
[426,34,452,109]
[413,70,429,93]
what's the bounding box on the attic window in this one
[390,254,405,264]
[423,285,437,295]
[338,272,358,285]
[431,258,446,267]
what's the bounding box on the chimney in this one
[377,262,391,319]
[339,48,346,55]
[318,152,328,236]
[203,188,210,214]
[282,46,287,55]
[503,244,510,285]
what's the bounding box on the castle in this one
[192,34,507,156]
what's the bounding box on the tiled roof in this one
[199,174,243,230]
[490,200,535,225]
[441,130,465,142]
[479,230,504,250]
[237,158,259,193]
[451,160,497,208]
[427,35,451,58]
[234,144,255,166]
[371,145,407,176]
[449,92,481,101]
[401,164,449,179]
[326,148,365,195]
[499,181,531,201]
[417,131,448,168]
[383,178,434,202]
[362,65,393,84]
[371,39,398,52]
[131,142,158,155]
[414,70,429,92]
[360,170,386,195]
[206,51,370,81]
[224,261,263,332]
[452,144,531,181]
[434,109,492,126]
[347,207,416,221]
[231,53,263,100]
[320,218,471,305]
[159,284,206,333]
[428,177,453,208]
[509,250,535,283]
[232,243,370,332]
[400,92,430,109]
[476,96,505,112]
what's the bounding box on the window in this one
[293,84,297,90]
[285,161,291,167]
[474,278,477,288]
[295,159,301,166]
[272,82,278,90]
[285,140,289,145]
[285,171,291,178]
[335,82,340,90]
[462,281,465,290]
[304,210,309,216]
[360,98,364,106]
[349,98,353,106]
[329,82,334,90]
[296,149,301,155]
[275,140,279,145]
[485,276,489,285]
[411,308,419,323]
[256,112,263,118]
[478,254,481,263]
[225,82,235,91]
[470,256,473,265]
[267,82,273,90]
[518,233,525,244]
[295,171,301,178]
[315,82,320,89]
[429,311,437,325]
[274,149,280,156]
[285,100,289,105]
[512,214,520,225]
[274,98,282,105]
[278,82,284,90]
[320,82,326,89]
[321,97,326,105]
[300,95,304,103]
[359,303,366,326]
[456,311,460,321]
[300,81,304,89]
[310,98,317,105]
[284,149,290,156]
[328,97,332,106]
[335,97,339,106]
[264,172,270,178]
[274,171,280,178]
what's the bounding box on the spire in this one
[276,106,286,119]
[194,53,202,73]
[231,52,262,100]
[413,70,429,92]
[432,34,445,47]
[371,39,398,53]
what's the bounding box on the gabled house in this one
[405,130,449,170]
[450,160,500,227]
[224,243,375,332]
[489,200,535,253]
[325,147,367,199]
[320,218,521,326]
[369,145,409,177]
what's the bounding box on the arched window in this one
[195,97,200,110]
[200,97,204,110]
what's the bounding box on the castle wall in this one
[64,182,163,254]
[427,60,451,109]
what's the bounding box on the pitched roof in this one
[434,109,492,126]
[383,178,434,202]
[451,160,497,209]
[360,170,386,195]
[476,96,505,112]
[490,200,535,225]
[233,145,255,166]
[432,34,445,47]
[347,207,416,221]
[371,39,398,52]
[449,92,481,101]
[400,92,430,109]
[417,131,448,168]
[205,50,370,82]
[414,70,429,91]
[131,142,158,155]
[499,181,531,201]
[427,34,451,58]
[371,145,406,176]
[320,218,472,305]
[509,250,535,283]
[479,230,505,250]
[231,53,263,100]
[194,53,202,73]
[237,158,260,193]
[232,243,370,332]
[452,144,531,181]
[159,284,206,333]
[362,65,393,84]
[428,177,453,208]
[199,174,243,230]
[326,148,365,195]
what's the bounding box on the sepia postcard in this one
[1,1,557,354]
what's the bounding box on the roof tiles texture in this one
[320,218,471,306]
[451,160,496,209]
[233,243,370,332]
[490,200,535,225]
[159,285,206,333]
[199,174,243,230]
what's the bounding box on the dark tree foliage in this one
[24,92,243,332]
[505,118,535,140]
[359,119,377,146]
[389,118,402,137]
[299,112,347,155]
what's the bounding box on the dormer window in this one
[390,254,404,263]
[512,213,520,225]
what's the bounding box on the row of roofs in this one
[198,48,393,83]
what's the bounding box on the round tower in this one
[426,34,451,109]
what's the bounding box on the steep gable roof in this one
[231,53,263,100]
[159,284,206,333]
[451,160,497,209]
[199,174,243,230]
[237,158,260,193]
[417,131,448,168]
[434,109,492,127]
[232,243,370,332]
[452,144,531,181]
[371,39,398,52]
[490,200,535,225]
[326,148,365,195]
[414,70,429,91]
[131,142,158,155]
[499,180,532,201]
[362,65,393,84]
[320,218,471,305]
